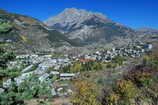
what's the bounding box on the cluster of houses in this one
[16,54,72,70]
[12,41,153,85]
[10,42,152,81]
[79,42,153,62]
[14,54,77,81]
[4,54,77,96]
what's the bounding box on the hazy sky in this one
[1,0,157,29]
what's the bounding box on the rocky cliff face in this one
[0,9,75,53]
[44,8,136,44]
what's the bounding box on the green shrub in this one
[0,47,16,69]
[0,22,13,33]
[0,74,53,105]
[0,68,21,82]
[112,56,125,66]
[18,74,52,99]
[0,81,25,105]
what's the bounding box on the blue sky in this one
[0,0,157,29]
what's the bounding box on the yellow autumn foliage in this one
[21,36,28,42]
[72,79,101,105]
[116,80,138,99]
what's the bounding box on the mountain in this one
[1,8,156,54]
[136,27,158,36]
[0,9,78,53]
[44,8,136,45]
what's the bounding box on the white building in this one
[60,73,76,80]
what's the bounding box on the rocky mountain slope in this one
[44,8,136,45]
[136,27,158,36]
[0,9,79,53]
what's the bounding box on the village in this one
[2,41,153,97]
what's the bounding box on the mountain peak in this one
[44,8,135,44]
[62,8,106,17]
[63,8,83,13]
[44,8,109,28]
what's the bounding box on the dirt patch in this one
[51,97,71,105]
[25,97,71,105]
